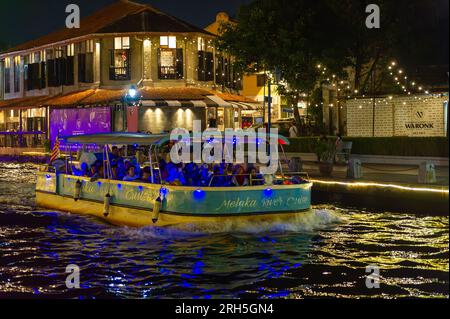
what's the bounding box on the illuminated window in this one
[110,39,131,81]
[55,47,65,58]
[198,37,206,51]
[67,43,75,57]
[4,57,11,93]
[160,36,177,49]
[158,47,183,80]
[86,40,94,53]
[114,37,130,50]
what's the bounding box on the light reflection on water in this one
[0,162,448,299]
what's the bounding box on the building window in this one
[160,36,177,49]
[13,56,20,92]
[55,47,65,58]
[4,58,11,94]
[47,47,73,87]
[110,44,130,81]
[158,48,183,80]
[198,37,206,51]
[67,43,75,57]
[158,36,182,80]
[257,74,266,87]
[78,40,94,83]
[198,50,213,82]
[114,37,130,50]
[215,55,242,90]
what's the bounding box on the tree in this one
[0,41,7,53]
[217,0,350,131]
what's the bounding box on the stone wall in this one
[346,95,448,137]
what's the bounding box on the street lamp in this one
[124,85,141,106]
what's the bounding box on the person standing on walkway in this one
[289,121,299,138]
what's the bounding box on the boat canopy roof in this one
[61,133,171,146]
[60,132,290,146]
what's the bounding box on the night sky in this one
[0,0,448,66]
[0,0,251,46]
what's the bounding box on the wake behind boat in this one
[36,133,312,227]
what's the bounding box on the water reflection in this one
[0,163,448,299]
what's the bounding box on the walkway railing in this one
[0,132,47,148]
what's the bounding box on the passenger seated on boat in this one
[138,166,152,183]
[110,162,120,180]
[88,163,100,179]
[123,165,139,182]
[166,164,186,186]
[249,167,264,186]
[158,160,169,182]
[210,165,227,187]
[111,146,121,161]
[97,163,105,179]
[125,158,141,177]
[232,165,249,187]
[199,164,212,187]
[72,162,89,177]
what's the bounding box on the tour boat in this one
[35,133,312,228]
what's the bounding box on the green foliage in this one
[217,0,351,97]
[286,137,449,158]
[314,139,336,163]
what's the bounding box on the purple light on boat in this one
[160,187,169,197]
[193,189,206,201]
[264,188,273,197]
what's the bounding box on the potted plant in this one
[315,139,336,177]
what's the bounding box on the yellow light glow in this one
[310,179,449,194]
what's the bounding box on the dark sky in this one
[0,0,448,66]
[0,0,251,46]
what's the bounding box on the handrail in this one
[207,172,310,187]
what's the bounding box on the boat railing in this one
[282,171,310,180]
[207,172,310,187]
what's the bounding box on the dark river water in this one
[0,163,448,299]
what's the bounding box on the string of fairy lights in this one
[313,60,447,110]
[168,36,242,90]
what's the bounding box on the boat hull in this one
[36,172,312,228]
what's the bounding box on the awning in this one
[0,88,254,110]
[231,102,263,111]
[140,95,230,108]
[0,96,52,110]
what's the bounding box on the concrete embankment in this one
[286,153,449,214]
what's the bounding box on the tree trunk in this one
[292,93,302,135]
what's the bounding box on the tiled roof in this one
[1,0,213,55]
[44,89,96,106]
[0,95,52,109]
[209,90,258,103]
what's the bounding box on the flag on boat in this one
[50,136,60,163]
